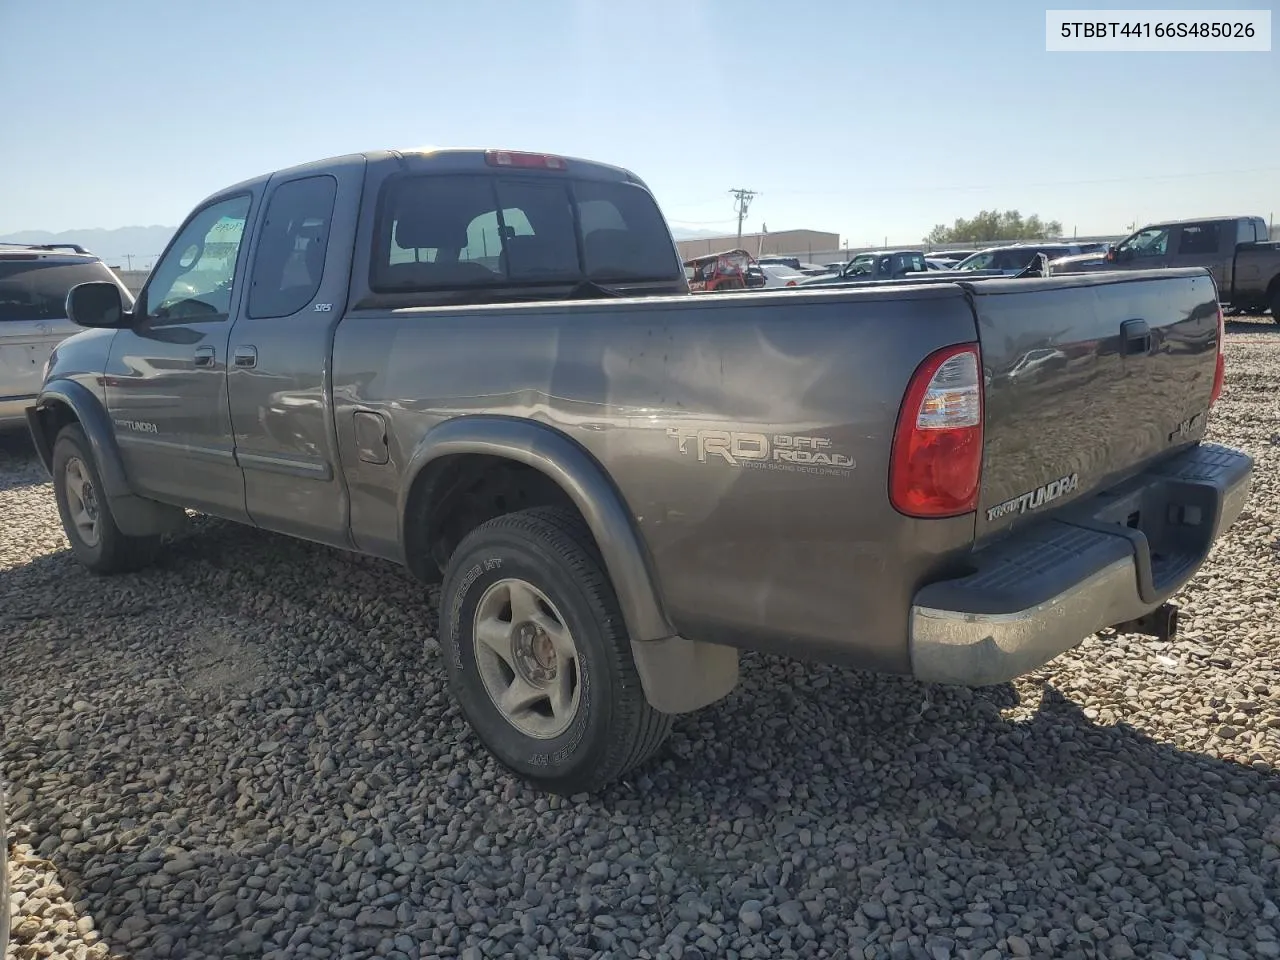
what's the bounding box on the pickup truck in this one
[27,147,1253,795]
[1052,215,1280,318]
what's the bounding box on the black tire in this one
[1271,288,1280,323]
[440,506,673,795]
[51,423,161,574]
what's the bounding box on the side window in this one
[247,176,338,319]
[1176,223,1219,256]
[1120,227,1169,259]
[144,195,251,321]
[1237,219,1259,246]
[958,252,995,271]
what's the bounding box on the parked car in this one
[928,249,977,262]
[952,243,1088,275]
[0,244,134,429]
[925,257,956,271]
[27,146,1250,797]
[758,257,830,276]
[1054,216,1280,318]
[759,263,807,287]
[799,249,930,285]
[758,256,802,270]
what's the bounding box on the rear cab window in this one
[372,174,681,295]
[0,259,129,322]
[1237,219,1260,246]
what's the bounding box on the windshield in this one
[373,174,682,292]
[0,259,129,322]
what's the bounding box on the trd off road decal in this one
[986,473,1079,521]
[666,427,855,477]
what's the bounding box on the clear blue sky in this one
[1,0,1276,244]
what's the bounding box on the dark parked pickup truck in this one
[27,148,1252,795]
[1053,215,1280,318]
[799,249,929,285]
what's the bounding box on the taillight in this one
[484,149,567,170]
[1210,304,1225,407]
[890,343,984,518]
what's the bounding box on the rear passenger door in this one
[226,160,364,548]
[1165,221,1227,289]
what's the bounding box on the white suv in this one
[0,244,134,429]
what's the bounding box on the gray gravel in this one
[3,315,1279,960]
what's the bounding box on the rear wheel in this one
[440,506,673,795]
[52,423,160,573]
[1270,288,1280,323]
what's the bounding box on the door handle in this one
[233,345,258,368]
[1121,319,1151,355]
[193,345,216,367]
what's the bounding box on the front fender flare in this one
[30,378,131,495]
[399,415,674,643]
[30,378,186,538]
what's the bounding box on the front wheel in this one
[52,423,160,574]
[440,506,673,795]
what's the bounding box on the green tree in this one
[925,209,1064,245]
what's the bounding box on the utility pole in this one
[729,188,756,244]
[124,253,134,270]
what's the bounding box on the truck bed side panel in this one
[332,286,980,673]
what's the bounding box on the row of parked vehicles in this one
[685,217,1280,318]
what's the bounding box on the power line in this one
[729,188,756,244]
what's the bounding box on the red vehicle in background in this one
[684,248,765,292]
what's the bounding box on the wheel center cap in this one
[513,621,557,684]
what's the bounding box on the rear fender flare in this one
[30,379,186,537]
[399,415,673,643]
[398,415,739,714]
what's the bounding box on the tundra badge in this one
[986,473,1080,521]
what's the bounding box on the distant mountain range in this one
[0,223,720,267]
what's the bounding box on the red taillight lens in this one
[484,149,567,170]
[889,343,984,518]
[1210,305,1225,407]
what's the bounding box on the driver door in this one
[1116,226,1172,269]
[105,192,255,521]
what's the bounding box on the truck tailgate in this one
[969,268,1221,542]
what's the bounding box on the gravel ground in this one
[3,316,1279,960]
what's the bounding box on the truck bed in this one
[333,267,1222,673]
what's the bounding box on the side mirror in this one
[1105,246,1117,262]
[66,281,128,328]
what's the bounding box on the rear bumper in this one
[910,442,1253,687]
